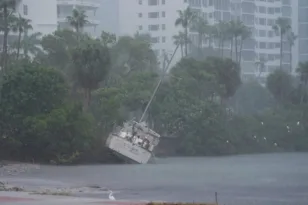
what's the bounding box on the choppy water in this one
[2,153,308,205]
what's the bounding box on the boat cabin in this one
[112,121,160,152]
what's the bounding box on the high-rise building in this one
[100,0,298,79]
[297,0,308,64]
[230,0,294,82]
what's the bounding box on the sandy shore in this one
[0,162,113,198]
[0,191,149,205]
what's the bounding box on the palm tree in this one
[255,57,267,78]
[228,21,235,60]
[12,14,32,60]
[175,7,197,56]
[173,32,187,58]
[231,20,246,63]
[66,9,89,33]
[17,32,42,58]
[191,16,208,56]
[215,21,229,58]
[239,27,251,64]
[205,25,216,51]
[287,31,297,73]
[272,17,291,70]
[296,62,308,104]
[0,0,17,72]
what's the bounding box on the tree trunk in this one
[235,36,238,63]
[280,31,283,70]
[221,38,224,58]
[180,45,183,58]
[230,37,233,60]
[16,31,22,60]
[198,33,202,58]
[209,36,213,50]
[83,88,90,111]
[88,90,92,109]
[185,27,188,56]
[300,83,305,105]
[1,5,9,73]
[239,40,243,64]
[289,46,292,73]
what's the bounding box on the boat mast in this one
[139,44,180,122]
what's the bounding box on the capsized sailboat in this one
[105,45,180,164]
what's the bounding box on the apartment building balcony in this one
[57,0,99,10]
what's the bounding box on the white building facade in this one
[297,0,308,64]
[100,0,300,79]
[115,0,188,68]
[15,0,58,35]
[11,0,100,37]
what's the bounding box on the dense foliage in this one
[0,5,307,164]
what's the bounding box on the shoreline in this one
[0,191,150,205]
[2,151,306,166]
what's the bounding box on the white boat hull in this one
[106,135,152,164]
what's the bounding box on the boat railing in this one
[111,130,155,152]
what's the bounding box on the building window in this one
[151,37,160,43]
[23,4,28,15]
[259,18,266,25]
[148,0,159,6]
[259,30,266,37]
[268,30,274,38]
[259,6,266,13]
[267,19,275,26]
[162,0,165,4]
[162,36,166,43]
[139,25,143,30]
[259,42,266,49]
[148,24,159,31]
[138,13,143,18]
[162,24,166,30]
[162,11,166,17]
[139,0,142,5]
[148,12,159,18]
[267,7,274,14]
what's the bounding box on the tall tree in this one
[70,39,111,110]
[66,9,89,33]
[201,25,219,59]
[297,62,308,104]
[272,17,291,70]
[228,21,236,60]
[231,20,246,63]
[238,27,251,64]
[40,29,78,69]
[255,57,267,78]
[215,21,229,58]
[287,31,297,73]
[191,16,208,57]
[12,14,33,60]
[100,31,116,47]
[173,32,187,58]
[266,69,293,104]
[17,32,42,58]
[0,0,17,72]
[175,7,196,57]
